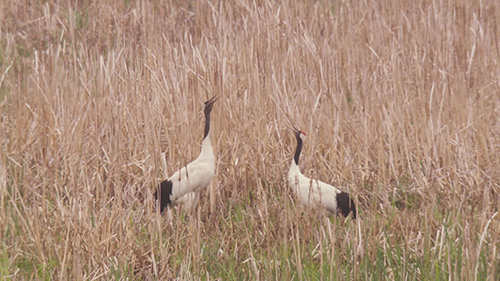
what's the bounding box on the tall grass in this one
[1,0,499,279]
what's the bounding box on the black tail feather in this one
[155,180,173,213]
[336,191,357,219]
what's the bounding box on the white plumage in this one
[288,127,356,218]
[155,96,218,213]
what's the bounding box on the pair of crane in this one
[155,96,357,219]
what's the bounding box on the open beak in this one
[206,95,219,105]
[287,124,300,135]
[205,95,219,110]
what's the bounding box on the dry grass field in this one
[1,0,499,280]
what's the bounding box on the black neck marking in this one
[203,111,211,139]
[294,134,303,165]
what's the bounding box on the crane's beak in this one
[207,95,219,105]
[287,124,300,135]
[287,124,306,139]
[204,96,219,112]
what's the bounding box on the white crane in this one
[155,96,218,213]
[288,126,357,219]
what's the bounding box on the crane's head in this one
[289,125,306,141]
[204,96,219,115]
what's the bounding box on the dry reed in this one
[0,0,499,279]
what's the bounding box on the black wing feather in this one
[336,191,357,219]
[155,180,173,213]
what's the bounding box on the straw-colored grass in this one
[1,0,499,279]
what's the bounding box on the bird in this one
[287,126,357,219]
[155,96,218,213]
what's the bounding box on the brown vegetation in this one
[1,0,499,279]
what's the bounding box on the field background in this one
[1,0,499,280]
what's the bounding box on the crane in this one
[287,126,357,219]
[155,96,218,213]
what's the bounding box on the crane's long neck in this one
[294,136,302,165]
[200,111,214,160]
[203,111,211,140]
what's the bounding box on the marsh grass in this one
[1,0,499,279]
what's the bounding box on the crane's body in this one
[288,127,356,218]
[155,96,217,213]
[168,137,215,201]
